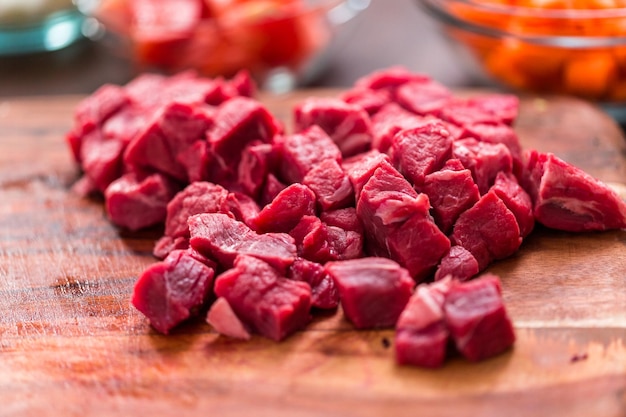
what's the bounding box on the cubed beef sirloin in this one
[252,183,317,233]
[369,103,426,153]
[293,97,373,157]
[467,94,519,126]
[434,246,480,282]
[461,122,523,170]
[342,149,390,200]
[522,150,626,231]
[325,257,415,329]
[234,142,274,199]
[439,98,507,127]
[124,101,215,182]
[206,297,251,340]
[419,162,480,234]
[341,87,392,115]
[395,79,453,117]
[453,138,513,195]
[79,129,126,193]
[354,66,429,92]
[289,215,333,263]
[277,125,343,184]
[289,258,339,310]
[443,274,516,361]
[395,278,452,368]
[452,191,522,271]
[356,161,450,281]
[105,172,181,231]
[214,255,311,341]
[72,83,129,140]
[396,273,515,366]
[131,249,216,334]
[189,213,297,273]
[490,172,535,237]
[390,121,454,186]
[303,159,354,211]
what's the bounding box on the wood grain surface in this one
[0,92,625,417]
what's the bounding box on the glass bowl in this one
[0,0,92,55]
[92,0,370,92]
[419,0,626,105]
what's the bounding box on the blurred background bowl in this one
[92,0,370,92]
[419,0,626,107]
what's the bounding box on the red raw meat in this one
[523,150,626,231]
[370,103,425,153]
[294,97,373,157]
[131,249,216,334]
[395,79,453,116]
[213,255,311,341]
[303,158,354,211]
[420,162,480,234]
[189,213,297,273]
[277,125,342,184]
[453,138,513,195]
[252,183,317,233]
[105,172,180,231]
[390,121,454,186]
[289,258,339,310]
[444,274,516,361]
[341,87,392,115]
[325,257,415,329]
[342,149,390,201]
[395,278,452,368]
[452,191,522,270]
[354,66,429,92]
[491,172,535,237]
[206,297,252,340]
[434,246,480,282]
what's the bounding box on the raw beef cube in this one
[420,164,480,234]
[164,182,230,239]
[80,129,125,193]
[434,246,480,282]
[320,207,363,233]
[321,208,365,261]
[325,257,415,329]
[384,212,451,282]
[452,191,522,270]
[370,103,425,153]
[235,142,274,199]
[178,139,211,183]
[213,255,311,341]
[277,125,342,184]
[342,149,390,200]
[395,278,453,368]
[444,274,516,361]
[252,183,317,233]
[189,213,297,272]
[522,150,626,232]
[354,66,429,92]
[74,83,129,135]
[131,249,216,334]
[491,172,534,237]
[124,101,214,181]
[356,162,450,279]
[453,138,513,195]
[259,173,287,207]
[294,97,373,157]
[228,69,256,99]
[289,216,332,263]
[222,192,260,228]
[104,172,180,231]
[467,94,519,126]
[390,121,454,186]
[395,79,452,116]
[340,87,392,115]
[153,235,189,259]
[289,258,339,309]
[356,161,422,227]
[207,96,281,165]
[439,98,504,127]
[461,123,522,169]
[124,72,168,110]
[441,158,466,171]
[206,297,251,340]
[303,159,354,211]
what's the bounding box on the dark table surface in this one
[0,0,494,97]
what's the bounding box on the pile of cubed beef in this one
[67,67,626,368]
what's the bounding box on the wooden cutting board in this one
[0,91,625,417]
